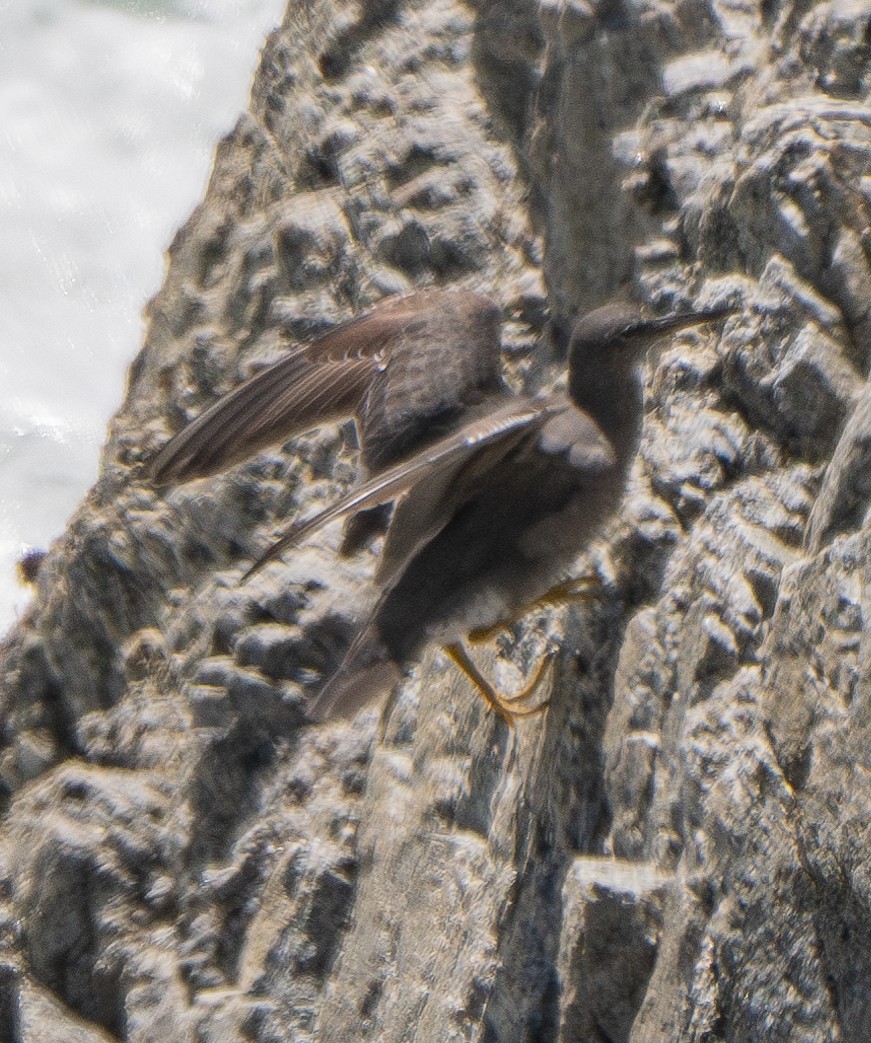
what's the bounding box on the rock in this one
[3,0,871,1040]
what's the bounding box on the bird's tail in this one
[306,627,400,721]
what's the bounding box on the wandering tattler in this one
[148,288,503,552]
[239,300,735,722]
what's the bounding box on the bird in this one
[247,300,736,723]
[147,287,505,553]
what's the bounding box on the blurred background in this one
[0,0,287,633]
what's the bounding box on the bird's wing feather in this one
[351,289,503,470]
[147,350,376,485]
[242,396,564,581]
[306,400,613,722]
[301,294,431,365]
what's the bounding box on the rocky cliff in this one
[2,0,871,1040]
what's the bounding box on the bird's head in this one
[568,300,736,402]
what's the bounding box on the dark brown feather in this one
[303,300,737,720]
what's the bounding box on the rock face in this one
[2,0,871,1039]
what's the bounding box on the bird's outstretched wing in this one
[145,302,416,485]
[241,396,567,580]
[146,288,501,486]
[147,350,377,484]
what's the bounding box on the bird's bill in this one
[629,302,738,342]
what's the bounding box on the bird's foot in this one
[466,572,602,645]
[443,642,553,727]
[532,573,603,611]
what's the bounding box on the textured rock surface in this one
[2,0,871,1039]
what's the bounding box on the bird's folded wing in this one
[147,351,376,485]
[377,400,619,587]
[373,402,557,588]
[241,396,565,581]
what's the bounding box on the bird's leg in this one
[443,643,553,726]
[442,574,601,721]
[466,573,602,645]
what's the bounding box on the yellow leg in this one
[467,573,602,645]
[443,573,602,722]
[443,643,554,726]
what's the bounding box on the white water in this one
[0,0,288,634]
